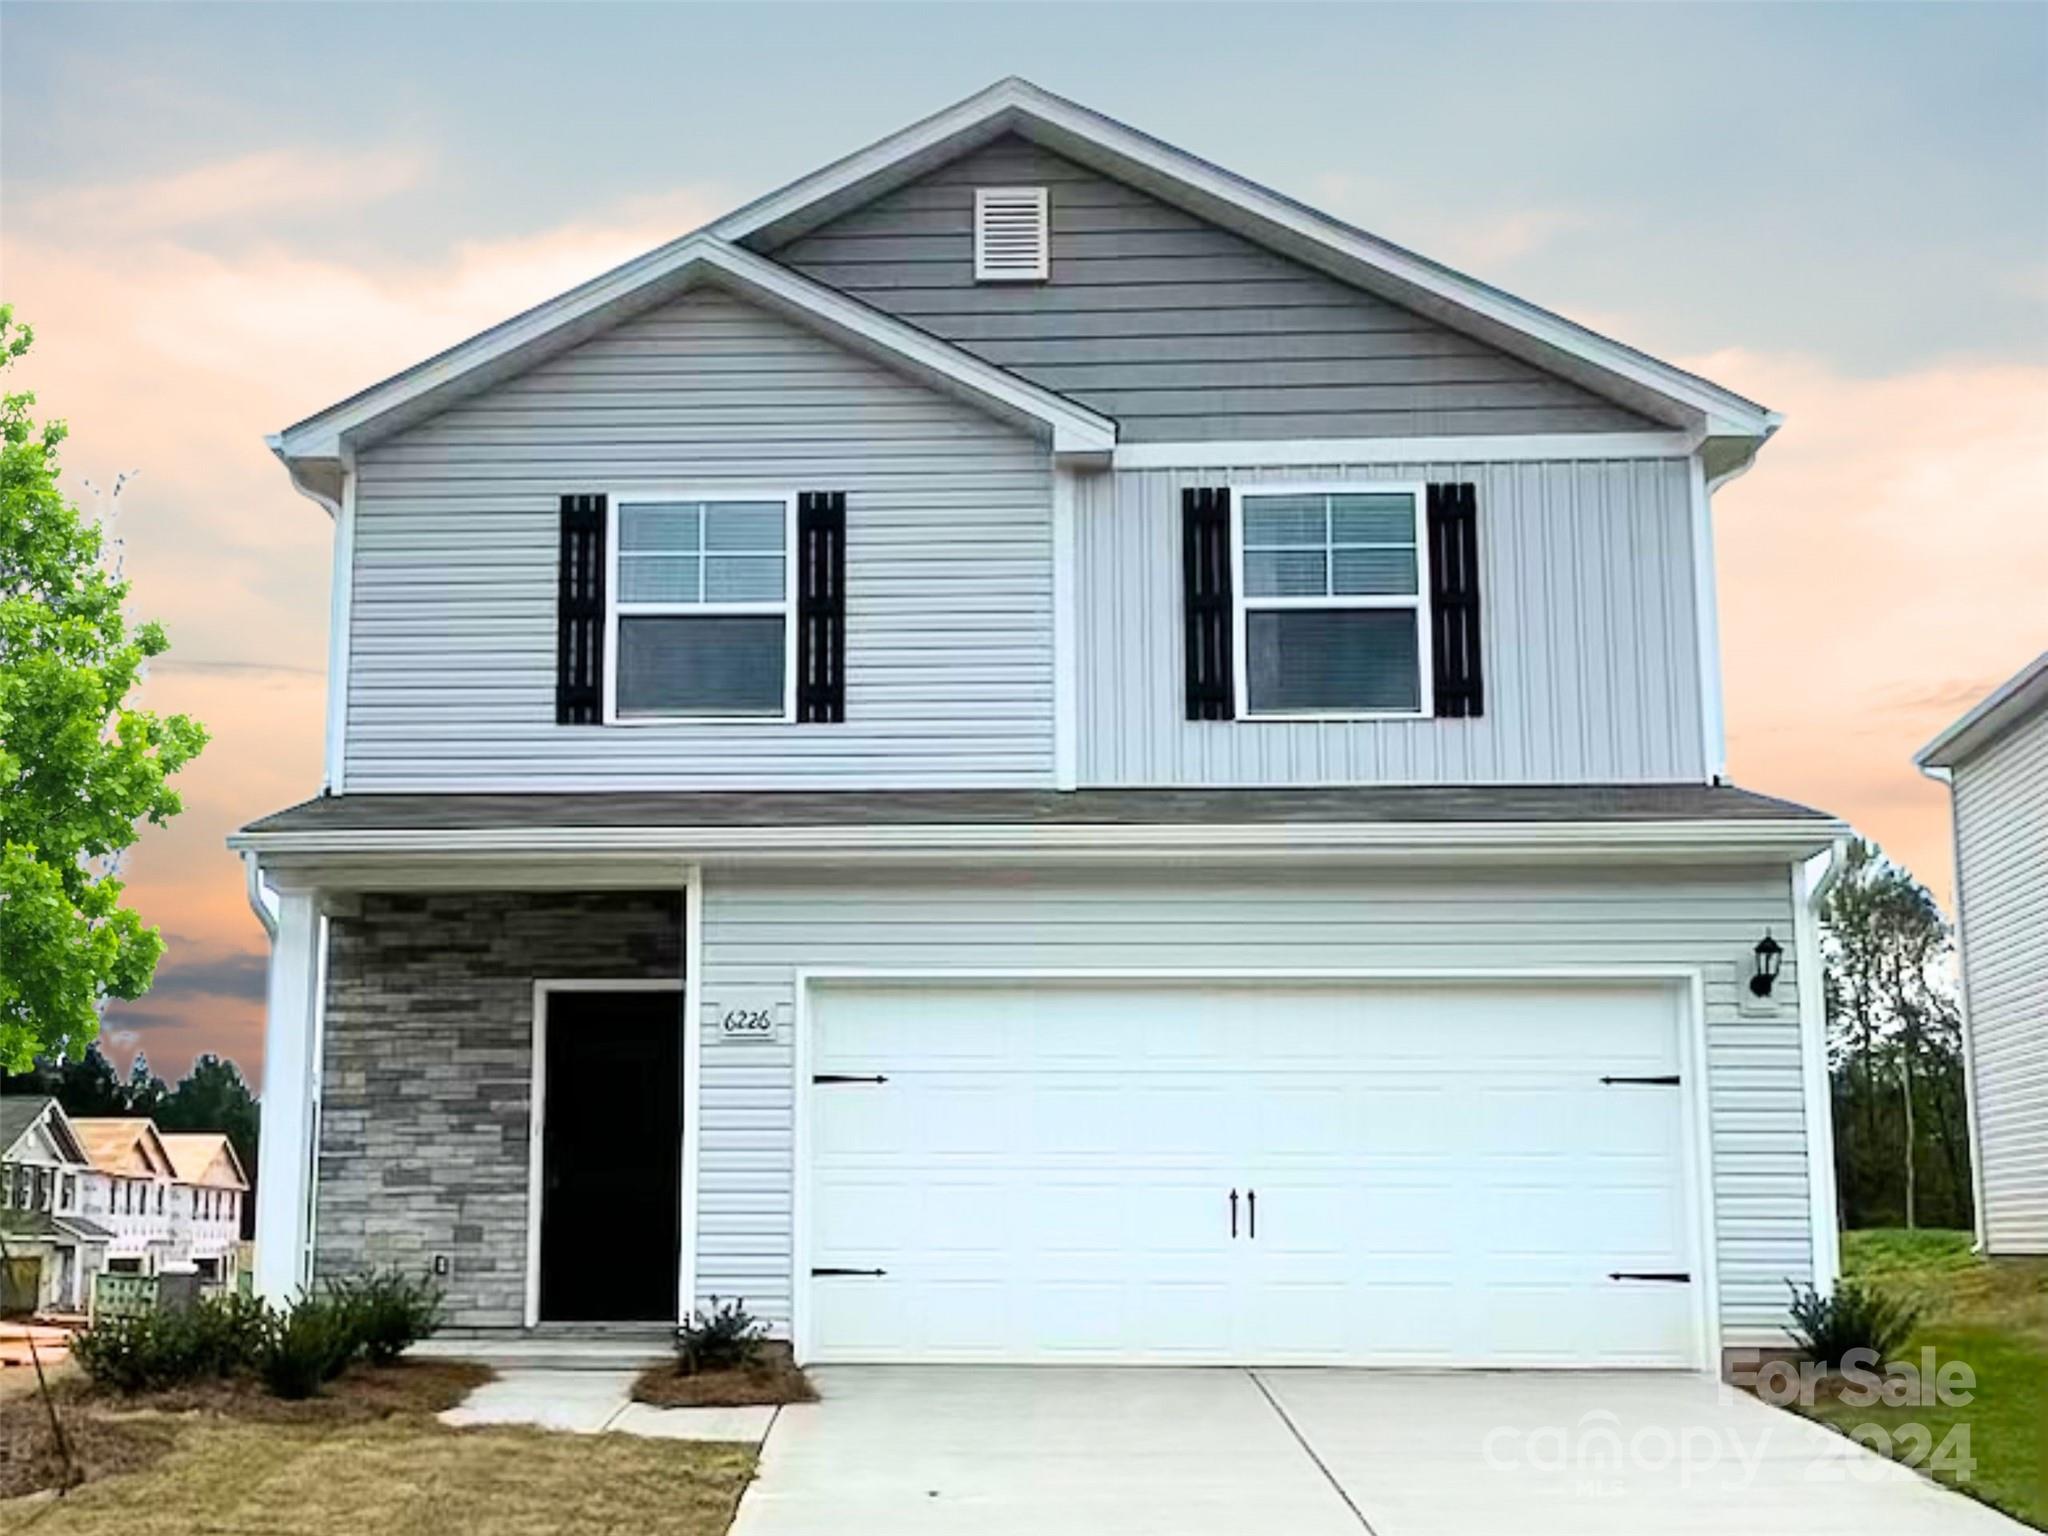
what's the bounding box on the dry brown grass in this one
[632,1343,816,1409]
[0,1360,492,1502]
[3,1418,756,1536]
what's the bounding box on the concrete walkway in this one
[730,1366,2028,1536]
[438,1368,776,1443]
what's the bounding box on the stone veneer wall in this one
[315,890,683,1328]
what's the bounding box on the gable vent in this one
[974,186,1049,282]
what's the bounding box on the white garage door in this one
[804,979,1702,1368]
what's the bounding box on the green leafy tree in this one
[0,307,207,1070]
[1821,838,1972,1230]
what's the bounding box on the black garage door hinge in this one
[1599,1074,1681,1086]
[811,1267,887,1278]
[812,1073,889,1084]
[1608,1271,1691,1283]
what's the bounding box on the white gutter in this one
[229,816,1846,862]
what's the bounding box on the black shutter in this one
[556,493,606,725]
[796,491,847,723]
[1427,482,1484,718]
[1182,487,1235,720]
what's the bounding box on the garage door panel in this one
[807,979,1699,1367]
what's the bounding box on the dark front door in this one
[539,988,682,1323]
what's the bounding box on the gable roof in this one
[160,1133,251,1192]
[270,235,1115,508]
[1916,651,2048,772]
[1,1096,91,1166]
[718,79,1777,456]
[270,79,1775,509]
[70,1118,178,1179]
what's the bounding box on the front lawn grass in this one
[1799,1228,2047,1529]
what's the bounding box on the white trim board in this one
[235,816,1848,866]
[1113,433,1700,470]
[524,977,689,1331]
[791,965,1721,1373]
[321,465,356,793]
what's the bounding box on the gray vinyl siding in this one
[694,862,1813,1347]
[346,286,1055,791]
[1079,458,1706,785]
[1950,707,2048,1253]
[771,135,1654,442]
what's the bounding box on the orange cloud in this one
[21,146,431,236]
[1694,348,2048,907]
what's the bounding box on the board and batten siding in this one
[694,863,1815,1347]
[1951,706,2048,1253]
[1080,458,1705,786]
[346,285,1055,790]
[772,135,1654,442]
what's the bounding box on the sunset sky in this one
[2,3,2044,1087]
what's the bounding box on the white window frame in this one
[1230,480,1434,722]
[602,489,799,726]
[973,186,1050,282]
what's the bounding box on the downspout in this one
[243,850,279,938]
[1917,761,1990,1253]
[1795,837,1846,1295]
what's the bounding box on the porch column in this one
[254,888,323,1301]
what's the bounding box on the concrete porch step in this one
[412,1328,674,1372]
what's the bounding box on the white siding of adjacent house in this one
[345,285,1055,790]
[1951,706,2048,1253]
[1078,458,1706,786]
[692,861,1814,1349]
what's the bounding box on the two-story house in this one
[72,1118,183,1275]
[1,1097,109,1313]
[234,80,1846,1375]
[161,1134,251,1286]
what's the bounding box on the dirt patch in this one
[66,1359,491,1425]
[0,1360,492,1501]
[0,1396,180,1501]
[632,1344,815,1408]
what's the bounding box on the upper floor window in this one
[1233,485,1432,719]
[608,496,795,722]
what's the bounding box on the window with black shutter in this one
[1427,483,1484,718]
[555,493,606,724]
[796,491,846,723]
[1182,487,1235,720]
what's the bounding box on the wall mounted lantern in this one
[1749,931,1784,998]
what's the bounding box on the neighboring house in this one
[1916,651,2048,1256]
[161,1134,251,1285]
[0,1096,109,1313]
[234,79,1848,1375]
[71,1118,183,1275]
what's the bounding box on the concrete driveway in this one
[730,1367,2024,1536]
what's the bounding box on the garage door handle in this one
[1599,1075,1681,1087]
[1247,1189,1256,1241]
[812,1074,889,1085]
[1228,1189,1238,1239]
[1608,1271,1690,1283]
[812,1267,887,1278]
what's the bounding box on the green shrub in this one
[255,1295,358,1399]
[325,1268,444,1366]
[73,1293,269,1392]
[1787,1278,1922,1369]
[674,1297,767,1376]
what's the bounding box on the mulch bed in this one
[0,1360,493,1501]
[631,1344,815,1409]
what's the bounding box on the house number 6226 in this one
[720,1008,774,1039]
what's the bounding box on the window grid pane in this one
[1244,491,1417,600]
[618,500,788,609]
